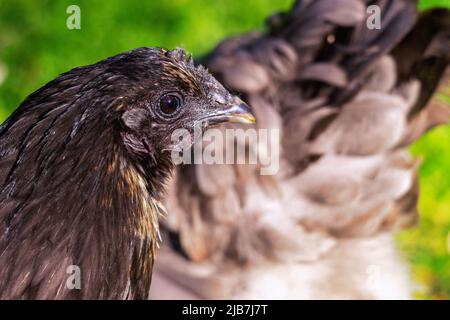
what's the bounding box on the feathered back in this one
[151,0,450,299]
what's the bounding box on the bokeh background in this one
[0,0,449,299]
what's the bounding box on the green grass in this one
[0,0,449,299]
[0,0,292,113]
[398,125,450,299]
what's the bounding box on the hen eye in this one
[159,94,181,115]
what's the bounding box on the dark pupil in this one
[160,95,180,115]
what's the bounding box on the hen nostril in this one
[212,92,227,105]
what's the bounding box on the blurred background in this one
[0,0,449,299]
